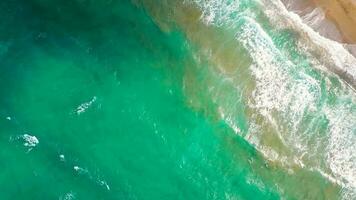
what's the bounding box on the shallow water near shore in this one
[0,0,355,199]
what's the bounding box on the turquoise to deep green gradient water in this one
[0,0,355,200]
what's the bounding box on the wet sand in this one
[313,0,356,43]
[281,0,356,59]
[282,0,356,44]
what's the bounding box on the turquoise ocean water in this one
[0,0,355,199]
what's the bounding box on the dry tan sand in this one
[313,0,356,43]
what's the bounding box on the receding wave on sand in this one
[281,0,356,56]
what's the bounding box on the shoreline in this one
[281,0,356,57]
[313,0,356,43]
[274,0,356,90]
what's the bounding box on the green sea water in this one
[0,0,355,200]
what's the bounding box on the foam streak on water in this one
[76,96,97,115]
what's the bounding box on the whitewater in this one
[182,0,356,198]
[1,0,355,199]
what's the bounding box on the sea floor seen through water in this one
[0,0,355,200]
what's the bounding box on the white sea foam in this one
[188,0,242,27]
[9,134,39,152]
[76,96,97,115]
[60,192,76,200]
[73,165,87,173]
[262,1,356,197]
[22,134,39,147]
[73,165,110,191]
[236,15,320,154]
[189,0,356,197]
[262,0,356,89]
[99,180,110,191]
[59,154,65,162]
[324,103,356,194]
[19,134,39,152]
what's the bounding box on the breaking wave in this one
[185,0,356,198]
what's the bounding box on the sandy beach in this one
[282,0,356,56]
[313,0,356,43]
[282,0,356,43]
